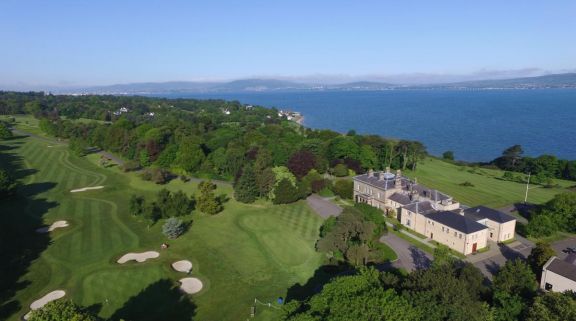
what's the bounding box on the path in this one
[306,194,343,218]
[379,233,432,271]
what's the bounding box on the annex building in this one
[353,169,517,255]
[540,254,576,293]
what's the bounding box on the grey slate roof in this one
[464,206,516,223]
[388,193,412,205]
[546,257,576,281]
[403,201,436,215]
[426,211,488,234]
[353,172,452,202]
[354,172,407,191]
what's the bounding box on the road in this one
[379,233,432,271]
[306,195,343,218]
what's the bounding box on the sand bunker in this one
[117,251,159,264]
[36,221,69,233]
[23,290,66,320]
[70,186,104,193]
[172,260,193,273]
[179,277,203,294]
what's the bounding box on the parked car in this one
[562,247,576,254]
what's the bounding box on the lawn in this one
[0,134,325,321]
[406,157,574,208]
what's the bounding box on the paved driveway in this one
[306,195,343,218]
[379,233,432,271]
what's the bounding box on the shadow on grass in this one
[111,279,196,321]
[0,139,59,319]
[285,263,352,302]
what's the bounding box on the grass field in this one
[0,133,326,321]
[406,157,574,208]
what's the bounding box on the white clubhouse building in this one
[353,169,516,255]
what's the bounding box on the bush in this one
[459,181,474,187]
[162,218,186,239]
[332,180,353,199]
[333,164,348,177]
[140,168,171,184]
[273,178,301,204]
[122,160,141,172]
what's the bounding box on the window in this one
[442,227,445,232]
[459,233,462,239]
[545,283,553,291]
[454,231,457,237]
[447,228,450,234]
[407,219,411,227]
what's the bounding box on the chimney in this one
[385,166,390,174]
[395,169,402,188]
[368,169,374,178]
[458,208,465,216]
[379,171,385,181]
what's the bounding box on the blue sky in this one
[1,0,575,87]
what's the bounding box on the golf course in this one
[0,131,325,321]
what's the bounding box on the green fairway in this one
[0,134,325,321]
[406,157,574,208]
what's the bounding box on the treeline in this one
[282,243,576,321]
[2,91,428,204]
[491,145,576,183]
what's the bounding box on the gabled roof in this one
[545,256,576,281]
[388,193,412,205]
[464,206,516,223]
[403,201,436,215]
[426,211,488,234]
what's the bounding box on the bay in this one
[154,89,576,162]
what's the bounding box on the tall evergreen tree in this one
[234,165,259,203]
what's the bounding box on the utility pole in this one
[524,172,531,204]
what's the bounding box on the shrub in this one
[122,160,141,172]
[140,168,171,184]
[273,178,301,204]
[333,164,348,177]
[332,180,353,199]
[162,218,186,239]
[459,181,474,187]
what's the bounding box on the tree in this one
[234,165,259,203]
[0,168,17,198]
[255,167,275,198]
[432,244,456,268]
[527,241,555,280]
[281,268,421,321]
[175,138,205,173]
[359,145,378,169]
[333,163,348,177]
[0,122,12,139]
[197,181,222,214]
[526,291,576,321]
[493,259,538,301]
[327,136,360,161]
[272,178,301,204]
[162,218,186,239]
[129,195,145,216]
[332,179,353,199]
[68,137,88,157]
[287,150,316,179]
[28,300,99,321]
[498,145,524,170]
[442,151,454,161]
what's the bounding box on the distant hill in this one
[58,73,576,94]
[430,73,576,89]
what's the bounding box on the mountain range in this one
[57,73,576,94]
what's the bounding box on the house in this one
[463,206,516,242]
[425,211,488,255]
[541,255,576,292]
[353,168,460,212]
[353,169,515,255]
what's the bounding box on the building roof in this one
[388,193,412,205]
[426,211,488,234]
[403,201,436,215]
[545,256,576,281]
[354,172,408,191]
[464,206,516,223]
[409,184,451,202]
